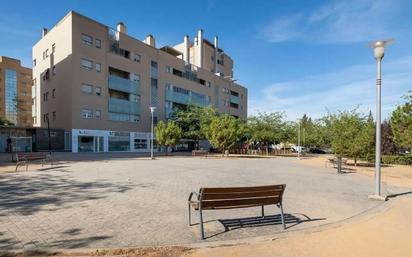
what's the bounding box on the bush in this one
[381,155,412,166]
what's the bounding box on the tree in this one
[248,112,285,155]
[391,92,412,149]
[155,120,183,155]
[205,115,245,155]
[0,117,14,126]
[171,105,217,149]
[382,120,398,155]
[330,109,375,165]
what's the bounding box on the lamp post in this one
[297,119,301,159]
[368,39,393,201]
[149,107,156,159]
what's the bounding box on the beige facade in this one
[32,11,247,152]
[0,56,32,126]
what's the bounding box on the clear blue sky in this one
[1,0,411,120]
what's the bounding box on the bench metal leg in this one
[261,205,265,218]
[279,203,286,229]
[188,203,192,226]
[199,209,205,240]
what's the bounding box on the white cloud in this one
[260,0,406,43]
[249,56,412,120]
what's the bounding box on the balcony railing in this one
[108,75,139,94]
[165,90,209,107]
[108,98,139,115]
[230,95,240,104]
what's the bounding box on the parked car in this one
[309,148,326,154]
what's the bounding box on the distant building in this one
[0,56,32,126]
[32,11,248,153]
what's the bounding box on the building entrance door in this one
[78,136,94,152]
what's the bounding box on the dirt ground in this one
[298,154,412,188]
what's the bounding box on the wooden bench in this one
[188,184,286,239]
[192,150,209,157]
[15,152,53,171]
[325,157,348,168]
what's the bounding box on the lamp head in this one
[368,39,394,61]
[149,107,156,113]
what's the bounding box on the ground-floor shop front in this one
[72,129,157,153]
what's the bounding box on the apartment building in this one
[0,56,32,126]
[32,11,247,153]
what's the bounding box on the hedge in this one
[381,155,412,166]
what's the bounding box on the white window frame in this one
[81,59,93,70]
[95,63,101,72]
[81,108,93,119]
[95,38,101,48]
[82,34,93,46]
[81,83,93,94]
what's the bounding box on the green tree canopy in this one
[329,109,375,164]
[171,105,217,147]
[206,115,245,154]
[247,112,285,154]
[155,120,183,154]
[391,92,412,149]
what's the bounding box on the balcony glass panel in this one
[108,75,139,94]
[230,95,240,104]
[108,98,139,115]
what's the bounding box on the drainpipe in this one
[214,36,218,73]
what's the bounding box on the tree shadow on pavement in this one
[0,171,136,216]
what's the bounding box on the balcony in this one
[108,98,139,115]
[165,90,209,107]
[230,95,240,104]
[108,75,139,95]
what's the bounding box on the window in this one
[131,114,140,123]
[95,39,101,48]
[43,92,49,101]
[33,59,36,67]
[130,73,140,82]
[45,49,49,58]
[208,81,212,88]
[52,111,56,121]
[133,53,141,62]
[95,63,101,72]
[130,94,140,102]
[134,139,147,149]
[52,43,56,53]
[82,34,93,46]
[52,89,56,98]
[95,86,101,96]
[81,108,93,119]
[81,59,93,70]
[52,66,56,75]
[43,113,49,122]
[95,110,101,119]
[165,66,172,73]
[81,83,93,94]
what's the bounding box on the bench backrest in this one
[199,184,285,209]
[16,152,48,160]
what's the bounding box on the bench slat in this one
[202,190,284,200]
[202,185,285,194]
[201,196,281,209]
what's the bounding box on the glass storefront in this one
[109,132,130,151]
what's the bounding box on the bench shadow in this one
[202,213,326,239]
[387,191,412,199]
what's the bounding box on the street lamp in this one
[149,107,156,159]
[297,119,301,159]
[368,39,394,201]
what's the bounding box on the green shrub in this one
[381,155,412,166]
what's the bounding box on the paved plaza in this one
[0,155,397,250]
